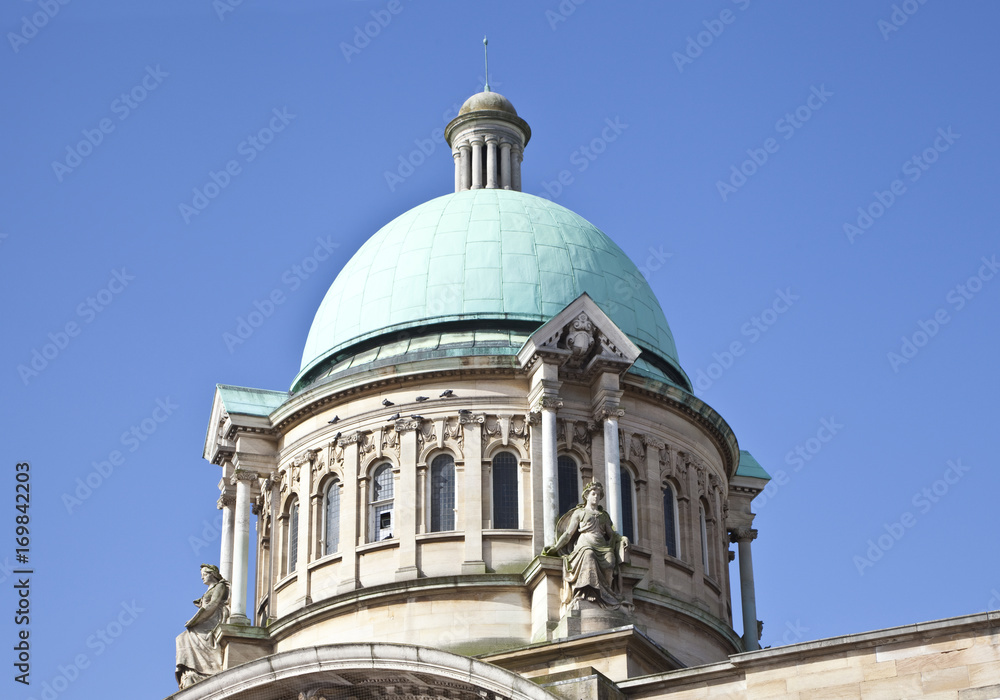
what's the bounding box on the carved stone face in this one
[585,485,603,506]
[200,567,216,584]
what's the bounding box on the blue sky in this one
[2,1,998,698]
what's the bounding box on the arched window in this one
[287,498,299,574]
[323,478,340,555]
[430,454,456,532]
[369,464,394,543]
[620,465,635,542]
[492,452,519,529]
[662,483,679,558]
[699,501,710,573]
[557,455,579,516]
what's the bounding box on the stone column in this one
[485,137,498,189]
[453,150,462,193]
[731,527,760,651]
[395,419,420,581]
[471,139,484,190]
[458,143,471,191]
[217,493,236,584]
[538,398,562,547]
[603,412,622,529]
[266,477,279,620]
[461,414,486,573]
[295,453,315,608]
[338,434,360,593]
[500,142,512,189]
[228,469,258,625]
[511,145,523,192]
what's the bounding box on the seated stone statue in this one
[542,482,632,613]
[175,564,230,689]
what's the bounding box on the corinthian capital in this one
[231,469,260,485]
[729,527,758,543]
[594,405,625,422]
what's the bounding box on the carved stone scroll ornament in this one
[175,564,229,689]
[566,313,595,356]
[729,527,758,543]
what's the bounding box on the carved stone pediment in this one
[516,293,641,379]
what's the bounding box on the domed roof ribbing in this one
[296,189,685,389]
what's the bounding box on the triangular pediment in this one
[517,294,641,378]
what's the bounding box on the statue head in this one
[582,481,605,504]
[199,564,223,584]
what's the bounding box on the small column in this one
[265,477,279,621]
[458,143,471,191]
[337,434,361,593]
[395,419,420,580]
[538,398,562,546]
[461,415,486,573]
[294,452,315,608]
[731,527,760,651]
[471,139,484,189]
[500,142,512,189]
[511,145,523,192]
[229,469,258,625]
[217,493,236,584]
[485,137,498,189]
[600,408,624,530]
[453,150,462,192]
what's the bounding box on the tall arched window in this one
[369,464,394,543]
[323,478,340,555]
[620,465,635,542]
[557,455,579,516]
[699,501,710,573]
[662,483,679,558]
[430,454,456,532]
[492,452,519,529]
[287,498,299,574]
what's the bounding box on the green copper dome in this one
[295,189,687,390]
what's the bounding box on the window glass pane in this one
[430,454,455,532]
[325,480,340,555]
[373,464,394,502]
[288,500,299,573]
[492,452,519,529]
[557,456,579,516]
[663,484,677,557]
[370,464,394,542]
[700,504,709,571]
[619,466,634,541]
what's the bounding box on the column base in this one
[394,565,419,582]
[225,613,251,626]
[461,561,487,575]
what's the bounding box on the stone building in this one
[169,88,1000,700]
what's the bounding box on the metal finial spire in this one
[483,36,490,92]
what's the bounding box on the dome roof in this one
[459,91,517,116]
[296,189,686,389]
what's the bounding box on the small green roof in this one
[296,189,686,390]
[737,450,771,481]
[217,384,288,417]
